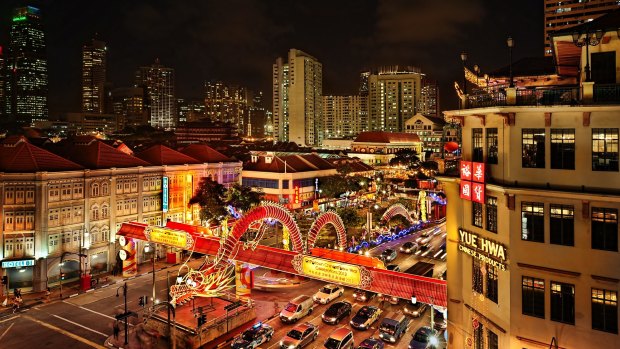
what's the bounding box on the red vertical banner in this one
[460,161,472,181]
[472,183,485,203]
[472,162,485,183]
[460,181,472,200]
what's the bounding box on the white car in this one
[313,284,344,304]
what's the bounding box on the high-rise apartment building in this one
[0,46,7,118]
[323,95,364,139]
[135,59,176,129]
[7,6,48,123]
[366,66,423,133]
[81,38,107,113]
[544,0,619,55]
[272,49,323,146]
[204,81,248,132]
[418,79,439,118]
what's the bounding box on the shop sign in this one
[144,227,193,249]
[2,259,35,268]
[460,161,485,202]
[300,256,362,287]
[458,228,507,271]
[162,176,169,212]
[294,186,300,204]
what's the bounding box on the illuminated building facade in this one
[247,91,268,138]
[441,15,620,348]
[404,113,446,155]
[135,59,176,129]
[367,66,423,132]
[544,0,619,55]
[418,79,439,118]
[7,6,48,123]
[111,86,147,128]
[350,131,422,166]
[81,38,106,113]
[204,81,248,133]
[0,136,241,293]
[273,49,323,146]
[322,95,364,139]
[177,98,205,123]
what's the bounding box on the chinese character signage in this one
[460,161,485,202]
[162,176,169,212]
[294,186,300,204]
[301,256,362,287]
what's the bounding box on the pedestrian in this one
[45,287,51,302]
[113,322,120,339]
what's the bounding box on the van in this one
[323,327,354,349]
[280,295,314,323]
[378,312,410,343]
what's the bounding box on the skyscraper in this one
[272,49,323,146]
[111,86,147,128]
[7,6,48,123]
[322,95,364,139]
[204,81,248,132]
[82,38,107,113]
[544,0,619,55]
[366,66,423,132]
[418,79,439,118]
[135,59,176,129]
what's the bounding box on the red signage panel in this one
[472,182,485,203]
[472,162,485,183]
[460,181,472,200]
[460,161,472,181]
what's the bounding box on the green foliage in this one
[389,149,420,168]
[189,177,227,224]
[336,207,364,229]
[227,183,264,213]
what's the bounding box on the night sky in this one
[0,0,542,114]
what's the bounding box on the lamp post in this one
[116,282,129,345]
[507,36,515,87]
[460,51,468,95]
[572,29,603,82]
[144,243,156,303]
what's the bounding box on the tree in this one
[389,149,420,169]
[189,177,228,224]
[226,183,264,213]
[336,207,364,229]
[318,175,349,198]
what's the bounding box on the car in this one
[433,309,447,333]
[279,322,319,349]
[352,289,375,302]
[403,301,428,318]
[420,230,431,238]
[380,294,399,305]
[313,284,345,304]
[322,301,352,325]
[380,249,397,262]
[386,264,400,272]
[399,241,418,254]
[323,327,354,349]
[357,338,384,349]
[350,306,382,330]
[378,312,409,343]
[280,295,314,323]
[408,326,439,349]
[232,322,274,349]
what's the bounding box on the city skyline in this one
[0,0,542,116]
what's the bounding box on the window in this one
[101,204,109,219]
[486,128,498,164]
[522,202,544,242]
[486,196,497,233]
[551,129,575,170]
[472,202,483,228]
[522,276,545,318]
[472,128,483,162]
[550,204,574,246]
[242,177,279,189]
[522,129,545,168]
[472,259,483,293]
[592,207,618,251]
[282,180,289,189]
[551,281,575,324]
[102,182,109,196]
[91,205,99,221]
[91,183,99,197]
[5,187,15,204]
[473,321,484,349]
[592,128,619,171]
[486,264,498,304]
[592,288,618,334]
[73,184,83,199]
[487,330,498,349]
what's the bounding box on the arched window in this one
[101,204,109,219]
[91,204,99,220]
[90,227,99,244]
[91,183,99,197]
[101,182,109,196]
[101,226,109,242]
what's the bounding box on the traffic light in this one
[197,314,206,326]
[138,296,147,307]
[60,273,66,280]
[1,276,7,285]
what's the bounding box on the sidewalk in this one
[0,256,199,319]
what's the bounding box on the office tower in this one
[204,81,248,132]
[177,98,205,124]
[7,6,48,123]
[544,0,619,55]
[111,86,147,128]
[135,59,176,129]
[323,95,364,139]
[246,91,267,138]
[418,79,439,118]
[82,38,107,113]
[0,46,7,118]
[367,66,423,132]
[272,49,323,146]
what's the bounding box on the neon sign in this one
[294,186,299,204]
[162,176,169,212]
[458,228,507,271]
[460,161,485,203]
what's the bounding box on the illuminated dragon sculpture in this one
[380,203,416,225]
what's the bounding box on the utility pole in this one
[116,283,129,345]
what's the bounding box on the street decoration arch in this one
[306,211,347,251]
[381,203,415,225]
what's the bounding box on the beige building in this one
[323,95,364,139]
[404,113,446,155]
[350,131,422,166]
[272,49,323,146]
[440,14,619,349]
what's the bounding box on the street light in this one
[507,36,515,87]
[572,28,603,82]
[116,283,129,345]
[144,243,156,303]
[460,51,468,95]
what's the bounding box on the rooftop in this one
[353,131,421,144]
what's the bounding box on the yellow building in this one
[440,13,620,349]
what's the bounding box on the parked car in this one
[380,249,397,262]
[356,338,384,349]
[350,306,382,330]
[279,322,319,349]
[386,264,400,272]
[399,241,418,254]
[408,326,439,349]
[280,295,314,323]
[378,312,410,343]
[380,294,399,305]
[322,301,352,325]
[352,289,375,302]
[323,327,354,349]
[313,284,345,304]
[232,322,274,349]
[403,301,428,318]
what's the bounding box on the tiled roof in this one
[136,144,201,165]
[179,144,233,163]
[243,156,296,173]
[0,136,83,172]
[244,153,335,173]
[45,136,151,169]
[328,158,375,173]
[353,131,420,144]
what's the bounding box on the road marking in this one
[0,315,19,323]
[21,315,108,349]
[52,314,108,337]
[0,322,14,341]
[63,301,134,326]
